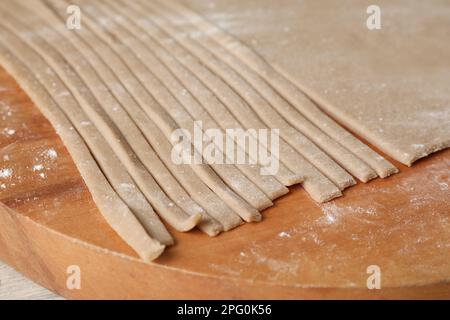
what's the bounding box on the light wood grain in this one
[0,65,449,299]
[0,261,62,300]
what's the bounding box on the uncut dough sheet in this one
[181,0,450,166]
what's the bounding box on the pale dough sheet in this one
[182,0,450,166]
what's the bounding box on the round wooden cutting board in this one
[0,66,449,299]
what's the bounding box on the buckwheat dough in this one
[120,0,342,202]
[70,0,272,213]
[115,2,354,188]
[34,1,243,232]
[163,0,400,176]
[143,0,358,190]
[185,0,450,167]
[86,1,289,202]
[111,0,301,188]
[0,29,173,245]
[0,5,203,233]
[0,34,165,262]
[10,1,226,236]
[155,2,379,183]
[46,0,261,222]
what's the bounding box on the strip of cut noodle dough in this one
[0,33,165,262]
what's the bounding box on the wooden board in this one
[0,65,449,299]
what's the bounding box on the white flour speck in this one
[119,183,135,191]
[3,154,10,161]
[278,231,291,238]
[2,128,16,136]
[320,203,341,225]
[56,91,70,98]
[326,214,336,224]
[0,183,6,189]
[80,121,92,127]
[0,168,13,178]
[438,182,448,190]
[33,164,44,171]
[39,172,46,179]
[44,148,58,159]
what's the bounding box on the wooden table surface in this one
[0,64,449,299]
[0,261,61,300]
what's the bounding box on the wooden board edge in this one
[1,202,449,299]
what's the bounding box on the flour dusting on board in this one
[0,168,13,179]
[278,231,291,238]
[43,148,58,160]
[210,241,301,282]
[2,128,16,136]
[204,155,449,286]
[32,164,44,172]
[0,102,13,121]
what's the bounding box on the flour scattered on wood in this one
[43,148,58,159]
[2,128,16,136]
[320,203,341,225]
[55,91,70,98]
[247,246,299,279]
[208,263,242,277]
[278,231,291,238]
[326,213,336,224]
[119,183,135,190]
[0,168,13,179]
[438,182,448,190]
[80,121,92,127]
[0,102,13,121]
[32,164,44,171]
